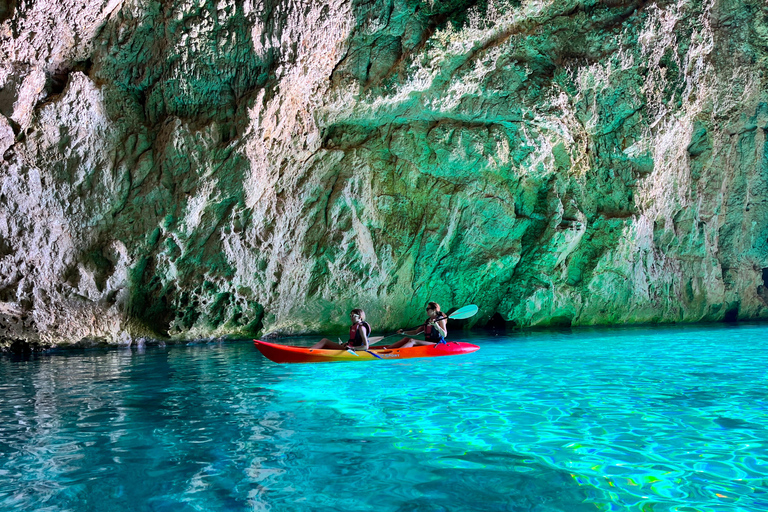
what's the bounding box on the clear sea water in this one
[1,323,767,512]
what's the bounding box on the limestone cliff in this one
[0,0,766,348]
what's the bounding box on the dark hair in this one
[426,302,441,312]
[350,308,366,321]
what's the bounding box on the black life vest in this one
[423,314,447,342]
[348,321,371,347]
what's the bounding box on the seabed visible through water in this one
[1,322,767,511]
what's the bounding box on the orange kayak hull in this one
[253,339,480,364]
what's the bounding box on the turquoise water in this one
[1,323,767,512]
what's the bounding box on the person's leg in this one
[383,337,416,349]
[382,337,406,349]
[310,338,345,349]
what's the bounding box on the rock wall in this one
[0,0,766,348]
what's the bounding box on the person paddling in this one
[310,309,371,351]
[384,302,448,349]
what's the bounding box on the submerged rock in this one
[0,0,766,348]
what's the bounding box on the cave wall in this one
[0,0,766,347]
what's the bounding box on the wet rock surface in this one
[0,0,766,348]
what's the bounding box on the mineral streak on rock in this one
[0,0,766,349]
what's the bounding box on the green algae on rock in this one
[0,0,766,348]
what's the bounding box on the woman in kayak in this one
[384,302,448,349]
[310,309,371,351]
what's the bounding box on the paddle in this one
[338,337,382,358]
[368,304,479,345]
[339,337,359,356]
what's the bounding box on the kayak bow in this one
[253,339,480,364]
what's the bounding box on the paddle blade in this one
[448,304,479,320]
[368,336,385,344]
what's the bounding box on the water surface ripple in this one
[1,323,767,511]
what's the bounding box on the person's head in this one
[426,302,441,317]
[350,309,366,322]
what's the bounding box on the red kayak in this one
[253,339,480,364]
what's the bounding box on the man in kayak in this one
[384,302,448,349]
[310,309,371,351]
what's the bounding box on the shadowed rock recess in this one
[0,0,766,349]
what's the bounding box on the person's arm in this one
[432,318,447,338]
[398,325,424,336]
[358,328,369,351]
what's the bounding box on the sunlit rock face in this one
[0,0,766,348]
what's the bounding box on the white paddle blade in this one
[448,304,479,320]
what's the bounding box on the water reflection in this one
[0,324,767,511]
